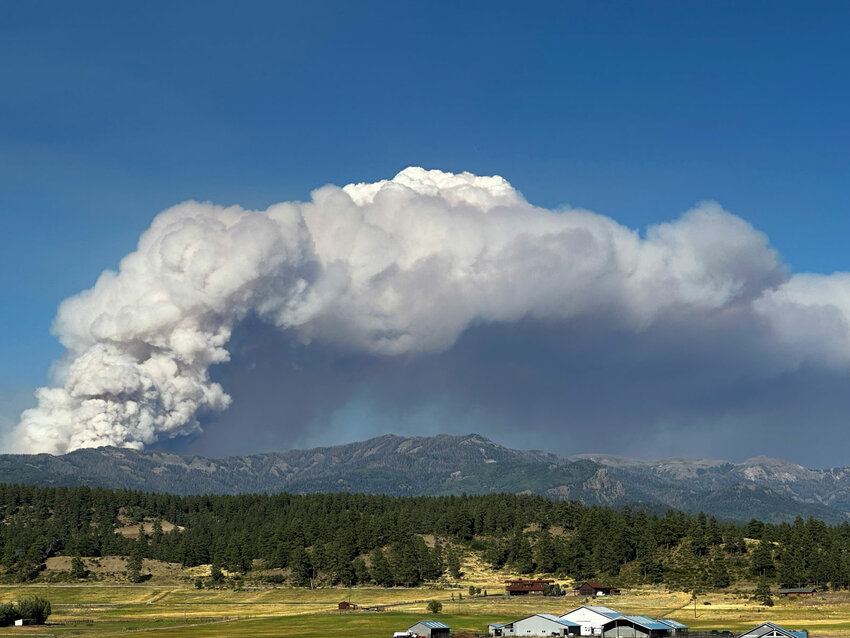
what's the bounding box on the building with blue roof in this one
[489,613,581,636]
[409,620,450,637]
[556,606,686,638]
[601,615,677,638]
[656,619,689,634]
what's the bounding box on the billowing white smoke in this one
[12,168,850,454]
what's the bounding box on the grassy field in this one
[0,585,849,637]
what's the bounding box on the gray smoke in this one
[12,168,850,454]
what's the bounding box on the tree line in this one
[0,483,849,590]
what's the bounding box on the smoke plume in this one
[12,168,850,454]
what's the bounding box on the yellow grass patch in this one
[116,519,182,538]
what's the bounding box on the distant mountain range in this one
[2,433,850,523]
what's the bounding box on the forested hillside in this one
[1,483,848,593]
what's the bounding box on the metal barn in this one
[601,615,673,638]
[507,613,580,636]
[408,620,451,637]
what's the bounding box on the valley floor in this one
[0,586,849,638]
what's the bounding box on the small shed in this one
[576,582,621,597]
[488,622,506,636]
[509,613,581,636]
[14,619,35,626]
[777,587,815,597]
[738,623,808,638]
[338,600,358,610]
[602,615,673,638]
[409,620,451,637]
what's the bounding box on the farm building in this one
[575,582,621,597]
[491,613,581,636]
[560,606,623,636]
[601,615,675,638]
[409,620,451,637]
[777,587,815,597]
[338,601,358,610]
[506,578,555,595]
[738,623,807,638]
[656,619,689,635]
[489,622,507,636]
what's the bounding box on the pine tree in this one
[750,538,775,578]
[709,551,730,588]
[369,548,394,586]
[536,529,558,573]
[446,549,462,579]
[70,556,87,579]
[126,553,143,583]
[352,557,370,584]
[210,557,224,584]
[288,546,310,587]
[753,577,774,606]
[508,530,534,574]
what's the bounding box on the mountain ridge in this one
[1,433,849,523]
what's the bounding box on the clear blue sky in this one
[1,1,849,456]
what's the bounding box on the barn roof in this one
[410,620,450,629]
[615,615,675,631]
[506,614,582,629]
[537,614,581,627]
[657,619,689,629]
[585,606,623,618]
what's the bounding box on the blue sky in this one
[2,2,850,462]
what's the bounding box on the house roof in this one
[778,587,815,594]
[740,622,807,638]
[537,614,581,627]
[410,620,450,629]
[657,619,689,629]
[586,606,623,618]
[509,614,581,628]
[612,615,674,631]
[561,606,623,621]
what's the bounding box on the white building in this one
[560,606,623,636]
[738,623,807,638]
[408,620,450,637]
[493,613,580,637]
